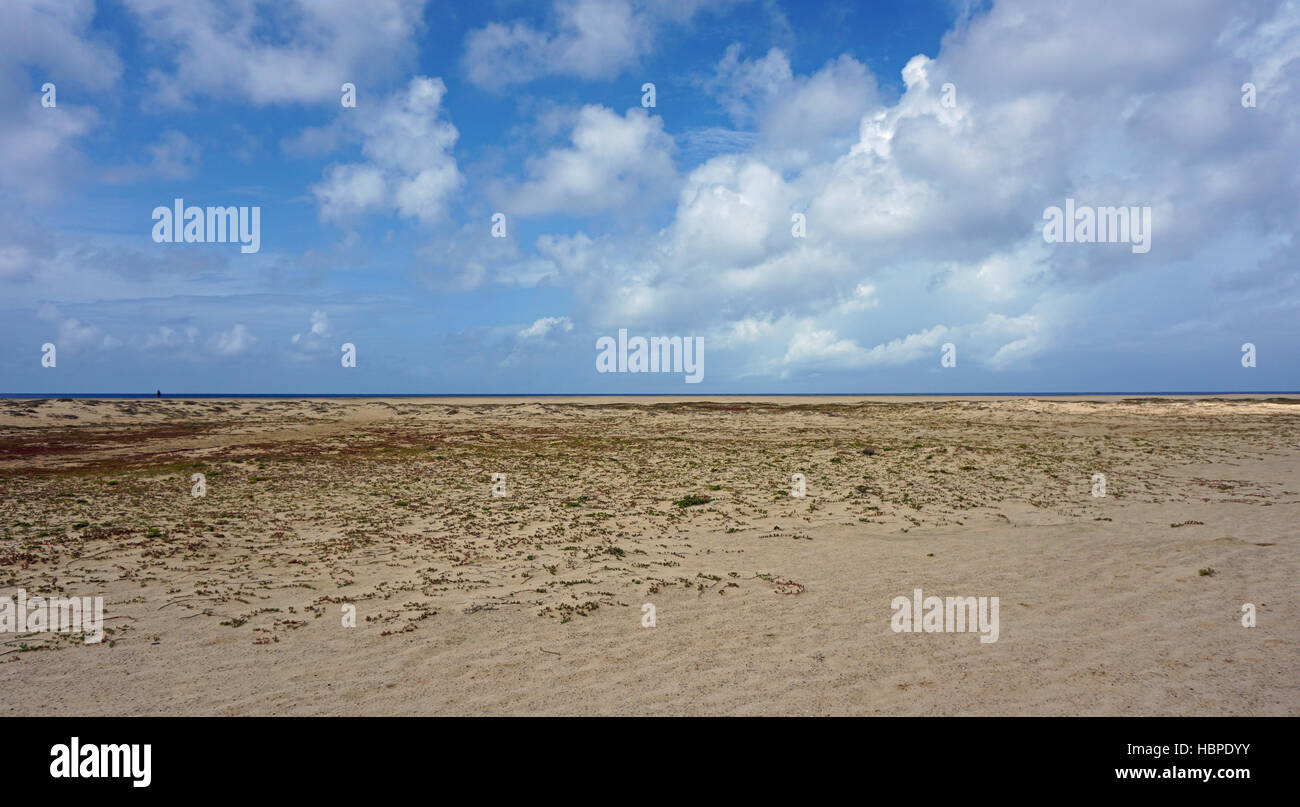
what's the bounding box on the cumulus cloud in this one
[499,106,675,217]
[289,310,334,358]
[32,305,120,353]
[782,323,949,371]
[0,0,120,87]
[835,283,879,314]
[502,0,1300,382]
[122,0,427,106]
[312,77,462,227]
[709,45,879,163]
[0,0,112,205]
[971,313,1045,370]
[57,317,110,350]
[501,315,577,367]
[0,104,100,203]
[4,0,1296,392]
[463,0,737,89]
[297,310,331,340]
[140,325,199,350]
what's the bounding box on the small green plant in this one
[673,494,712,508]
[1198,567,1215,577]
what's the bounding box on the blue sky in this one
[0,0,1296,394]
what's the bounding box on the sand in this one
[0,396,1296,715]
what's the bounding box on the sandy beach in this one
[1,396,1296,715]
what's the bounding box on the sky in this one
[0,0,1296,394]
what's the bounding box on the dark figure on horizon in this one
[156,390,161,398]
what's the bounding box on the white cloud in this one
[103,130,201,183]
[462,0,737,89]
[709,45,879,163]
[420,224,561,291]
[501,315,577,367]
[715,315,777,347]
[312,77,461,227]
[518,316,574,339]
[0,0,118,201]
[0,0,121,90]
[0,97,99,204]
[146,131,201,180]
[836,283,879,313]
[783,324,950,371]
[500,106,675,217]
[503,0,1300,385]
[669,156,791,268]
[292,310,330,341]
[6,0,1297,391]
[210,324,256,356]
[30,308,120,353]
[781,326,870,368]
[289,310,334,358]
[969,312,1046,370]
[122,0,427,106]
[940,243,1049,302]
[140,325,199,350]
[57,317,105,350]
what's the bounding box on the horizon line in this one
[3,391,1299,399]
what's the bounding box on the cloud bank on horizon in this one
[1,0,1296,394]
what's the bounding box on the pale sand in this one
[1,396,1296,715]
